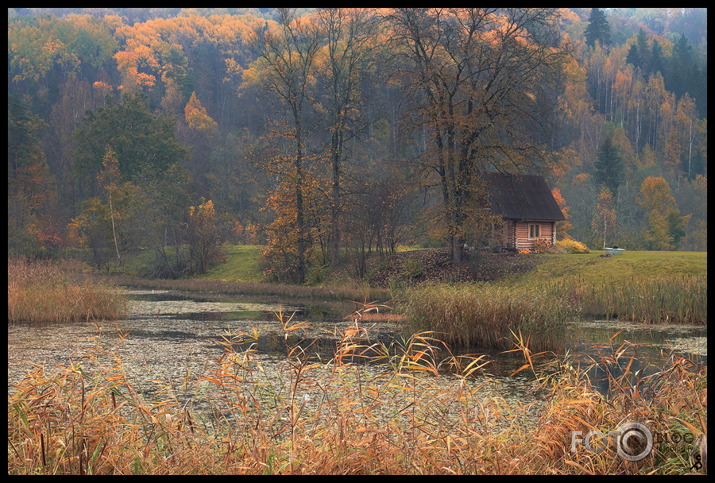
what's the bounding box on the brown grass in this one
[8,257,127,324]
[7,306,707,474]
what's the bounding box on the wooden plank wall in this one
[514,221,554,249]
[502,220,515,248]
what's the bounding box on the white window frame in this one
[528,223,540,239]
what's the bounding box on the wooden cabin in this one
[481,172,565,251]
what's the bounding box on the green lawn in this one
[187,246,709,286]
[522,249,707,284]
[197,244,264,282]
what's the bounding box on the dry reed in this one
[545,275,707,325]
[9,305,704,474]
[400,282,574,352]
[8,257,127,324]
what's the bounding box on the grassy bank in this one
[112,275,390,304]
[518,250,707,325]
[361,249,707,329]
[196,245,263,283]
[528,250,706,280]
[7,326,706,475]
[108,244,389,302]
[542,274,707,324]
[397,250,706,351]
[54,246,708,332]
[8,257,127,324]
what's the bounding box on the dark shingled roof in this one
[481,172,565,221]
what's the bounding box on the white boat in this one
[605,247,625,255]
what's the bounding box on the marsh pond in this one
[8,288,707,407]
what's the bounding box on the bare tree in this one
[316,8,379,267]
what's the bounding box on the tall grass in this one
[397,273,705,356]
[8,315,706,474]
[8,257,127,324]
[399,282,575,352]
[543,275,707,325]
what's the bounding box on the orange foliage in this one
[93,81,112,97]
[111,13,271,96]
[552,187,573,239]
[637,176,675,215]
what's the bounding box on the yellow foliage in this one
[184,92,217,133]
[555,238,590,254]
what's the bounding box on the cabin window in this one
[529,224,540,239]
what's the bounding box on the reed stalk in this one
[543,275,706,325]
[8,257,127,324]
[400,282,575,352]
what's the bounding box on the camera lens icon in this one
[616,422,653,462]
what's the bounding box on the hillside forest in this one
[8,8,707,283]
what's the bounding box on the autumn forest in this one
[8,8,708,283]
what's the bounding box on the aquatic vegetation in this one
[400,282,575,352]
[543,275,707,325]
[8,257,127,324]
[8,315,706,475]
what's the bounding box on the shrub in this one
[555,239,590,254]
[305,262,328,285]
[402,258,425,280]
[532,238,551,253]
[186,199,223,274]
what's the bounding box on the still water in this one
[8,289,707,401]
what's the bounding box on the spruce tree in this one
[649,39,664,77]
[626,44,640,69]
[585,8,611,48]
[595,134,624,196]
